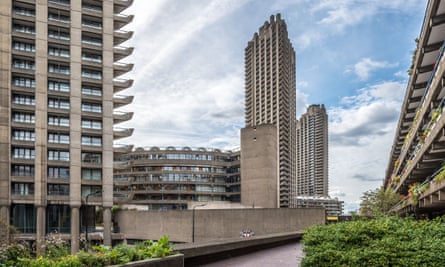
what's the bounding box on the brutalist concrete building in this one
[0,0,134,252]
[241,14,297,208]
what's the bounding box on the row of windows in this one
[12,159,101,178]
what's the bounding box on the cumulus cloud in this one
[350,58,398,81]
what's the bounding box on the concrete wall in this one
[115,208,325,243]
[240,125,278,208]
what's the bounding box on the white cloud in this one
[350,58,398,81]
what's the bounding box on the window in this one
[48,150,70,161]
[81,152,101,164]
[12,112,35,124]
[81,185,101,197]
[81,86,102,96]
[48,115,69,127]
[12,95,35,106]
[13,24,35,34]
[81,52,102,63]
[82,3,102,12]
[48,167,69,179]
[82,168,101,180]
[12,41,35,52]
[81,35,102,46]
[81,69,101,79]
[48,80,70,92]
[48,133,70,144]
[48,63,70,75]
[81,119,102,129]
[48,29,70,40]
[14,7,35,17]
[12,183,34,195]
[12,147,35,159]
[48,98,70,109]
[81,136,102,146]
[82,18,102,29]
[11,204,36,233]
[48,12,70,23]
[13,77,35,88]
[12,164,34,176]
[48,46,70,57]
[82,103,102,113]
[47,184,69,195]
[12,130,35,141]
[46,204,70,233]
[13,59,35,70]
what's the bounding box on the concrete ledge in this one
[174,231,302,265]
[108,254,184,267]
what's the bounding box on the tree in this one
[359,187,401,217]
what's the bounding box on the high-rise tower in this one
[0,0,134,252]
[295,104,328,200]
[241,14,296,208]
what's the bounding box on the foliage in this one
[359,187,401,217]
[302,216,445,267]
[0,235,174,267]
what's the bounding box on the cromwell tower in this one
[241,14,296,208]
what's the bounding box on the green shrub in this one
[302,216,445,267]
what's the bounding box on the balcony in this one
[114,0,134,13]
[113,94,134,108]
[114,46,134,61]
[114,14,134,30]
[113,127,134,140]
[114,62,134,77]
[114,160,131,170]
[113,144,134,154]
[114,30,133,46]
[113,111,133,124]
[114,78,133,93]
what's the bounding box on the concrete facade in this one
[244,14,296,208]
[295,104,329,201]
[240,124,278,208]
[115,208,325,243]
[0,0,134,252]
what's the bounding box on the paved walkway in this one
[200,241,303,267]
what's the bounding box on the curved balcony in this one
[114,127,134,140]
[114,46,134,61]
[114,0,134,13]
[114,78,133,93]
[113,111,133,124]
[114,143,134,154]
[114,30,133,46]
[114,14,134,30]
[114,62,134,77]
[114,160,131,170]
[113,94,134,108]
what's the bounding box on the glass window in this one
[48,29,70,40]
[48,98,70,109]
[48,115,70,127]
[81,86,102,96]
[81,152,101,164]
[11,204,36,233]
[48,150,70,161]
[81,136,102,147]
[48,80,70,92]
[14,6,35,17]
[12,164,34,176]
[13,59,35,70]
[13,76,35,88]
[81,69,101,79]
[82,168,102,180]
[48,63,70,75]
[48,133,70,144]
[81,52,102,63]
[48,46,70,57]
[46,204,70,234]
[48,12,70,23]
[13,24,35,34]
[12,41,35,52]
[12,147,35,159]
[81,119,102,129]
[12,183,34,195]
[48,167,70,179]
[81,185,102,197]
[12,94,35,105]
[47,184,69,196]
[82,103,102,113]
[12,130,35,141]
[12,112,35,124]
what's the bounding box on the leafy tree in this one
[359,187,401,217]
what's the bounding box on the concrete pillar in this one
[103,207,112,246]
[0,206,10,242]
[35,206,46,255]
[70,206,80,254]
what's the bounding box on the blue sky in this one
[119,0,427,212]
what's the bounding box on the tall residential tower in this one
[241,14,296,208]
[0,0,134,252]
[295,104,328,199]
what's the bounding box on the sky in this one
[117,0,428,212]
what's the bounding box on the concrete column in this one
[35,206,46,255]
[0,206,10,242]
[103,207,112,246]
[70,206,80,254]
